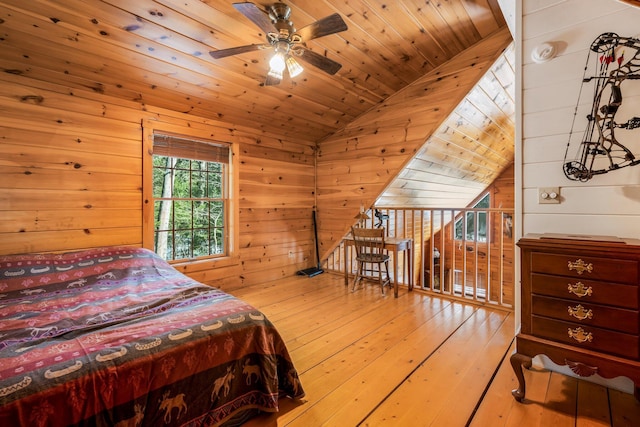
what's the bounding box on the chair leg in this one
[384,261,391,288]
[352,261,363,292]
[353,260,391,295]
[378,262,385,295]
[352,261,358,291]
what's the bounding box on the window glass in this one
[454,193,490,242]
[152,135,230,262]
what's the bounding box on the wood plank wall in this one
[0,73,316,290]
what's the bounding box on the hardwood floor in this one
[231,273,640,426]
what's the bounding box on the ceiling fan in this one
[209,2,348,85]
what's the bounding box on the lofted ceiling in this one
[376,43,515,208]
[0,0,512,212]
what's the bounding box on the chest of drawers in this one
[511,234,640,401]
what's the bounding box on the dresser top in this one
[519,233,640,251]
[535,233,635,243]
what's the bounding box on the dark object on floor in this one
[297,209,324,277]
[297,266,324,277]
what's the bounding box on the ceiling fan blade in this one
[233,2,277,35]
[295,13,348,41]
[209,44,268,59]
[295,47,343,75]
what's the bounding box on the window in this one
[150,133,231,262]
[454,193,490,242]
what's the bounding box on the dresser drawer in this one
[532,315,639,359]
[530,252,638,284]
[531,273,638,309]
[515,235,640,402]
[532,295,639,334]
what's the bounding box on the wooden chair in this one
[350,226,391,295]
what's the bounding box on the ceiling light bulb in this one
[268,52,286,79]
[286,56,304,78]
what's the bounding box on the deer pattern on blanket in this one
[243,359,262,385]
[211,366,236,401]
[114,404,145,427]
[159,391,187,424]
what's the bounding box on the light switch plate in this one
[538,187,560,204]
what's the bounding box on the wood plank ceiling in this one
[376,43,515,208]
[0,0,512,220]
[314,29,513,256]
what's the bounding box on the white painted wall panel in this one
[522,162,568,187]
[523,213,640,237]
[524,8,639,65]
[522,106,575,138]
[522,135,566,163]
[523,79,580,113]
[524,186,640,214]
[523,0,626,40]
[523,0,568,15]
[523,50,586,88]
[522,0,640,241]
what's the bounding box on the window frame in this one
[454,192,491,243]
[142,120,239,267]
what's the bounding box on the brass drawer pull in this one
[568,304,593,320]
[567,259,593,275]
[568,282,593,298]
[568,327,593,343]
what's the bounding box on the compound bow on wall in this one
[564,32,640,181]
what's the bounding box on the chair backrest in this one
[351,226,386,259]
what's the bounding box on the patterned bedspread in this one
[0,246,304,426]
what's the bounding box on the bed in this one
[0,246,304,426]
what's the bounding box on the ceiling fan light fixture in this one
[286,56,304,77]
[268,51,286,79]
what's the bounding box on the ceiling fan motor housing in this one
[269,3,295,39]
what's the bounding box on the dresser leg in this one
[510,352,532,402]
